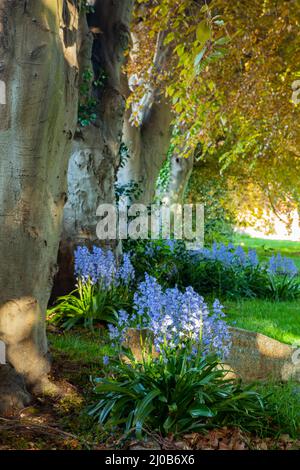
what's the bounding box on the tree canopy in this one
[126,0,300,220]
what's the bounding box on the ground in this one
[228,235,300,343]
[234,234,300,270]
[1,235,300,450]
[1,326,300,450]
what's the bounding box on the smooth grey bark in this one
[117,31,173,206]
[163,153,195,206]
[55,0,133,296]
[119,94,173,205]
[0,0,79,414]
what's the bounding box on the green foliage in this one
[156,144,173,195]
[234,234,300,271]
[253,381,300,439]
[187,257,300,301]
[78,1,95,13]
[115,180,143,205]
[118,143,131,169]
[124,239,189,288]
[124,239,300,301]
[47,279,132,330]
[187,259,264,300]
[265,274,300,302]
[78,69,106,128]
[194,0,300,216]
[115,143,144,203]
[49,330,113,365]
[89,348,283,439]
[186,159,235,245]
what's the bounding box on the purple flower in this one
[248,249,259,267]
[116,253,135,285]
[268,254,298,277]
[109,275,231,360]
[197,243,259,270]
[102,355,110,366]
[74,246,135,287]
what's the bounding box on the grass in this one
[254,381,300,439]
[224,234,300,345]
[48,328,113,364]
[0,329,112,450]
[225,299,300,345]
[234,233,300,270]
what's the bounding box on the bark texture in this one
[163,153,194,205]
[118,94,172,205]
[117,32,173,206]
[0,0,79,413]
[54,0,133,297]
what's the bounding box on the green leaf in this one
[189,405,216,418]
[164,32,175,45]
[194,47,207,68]
[196,20,211,43]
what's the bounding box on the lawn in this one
[226,235,300,344]
[49,328,113,363]
[234,234,300,270]
[225,299,300,345]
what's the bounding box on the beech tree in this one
[118,0,226,205]
[56,0,134,295]
[0,0,79,414]
[117,30,173,205]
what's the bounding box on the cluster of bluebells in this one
[109,274,231,360]
[74,246,135,287]
[196,243,299,279]
[268,253,298,277]
[196,242,259,269]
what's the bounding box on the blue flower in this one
[102,355,110,366]
[268,253,298,276]
[197,243,259,270]
[74,246,135,287]
[109,275,231,360]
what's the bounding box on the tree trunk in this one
[0,0,79,414]
[118,95,173,205]
[54,0,134,298]
[163,153,194,206]
[117,31,173,206]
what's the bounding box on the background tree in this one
[184,0,300,229]
[55,0,134,296]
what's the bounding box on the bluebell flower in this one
[116,253,135,285]
[248,249,259,267]
[197,243,259,270]
[74,246,135,287]
[102,355,110,366]
[268,253,298,277]
[109,276,231,360]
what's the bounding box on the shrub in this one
[48,247,135,330]
[124,239,190,288]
